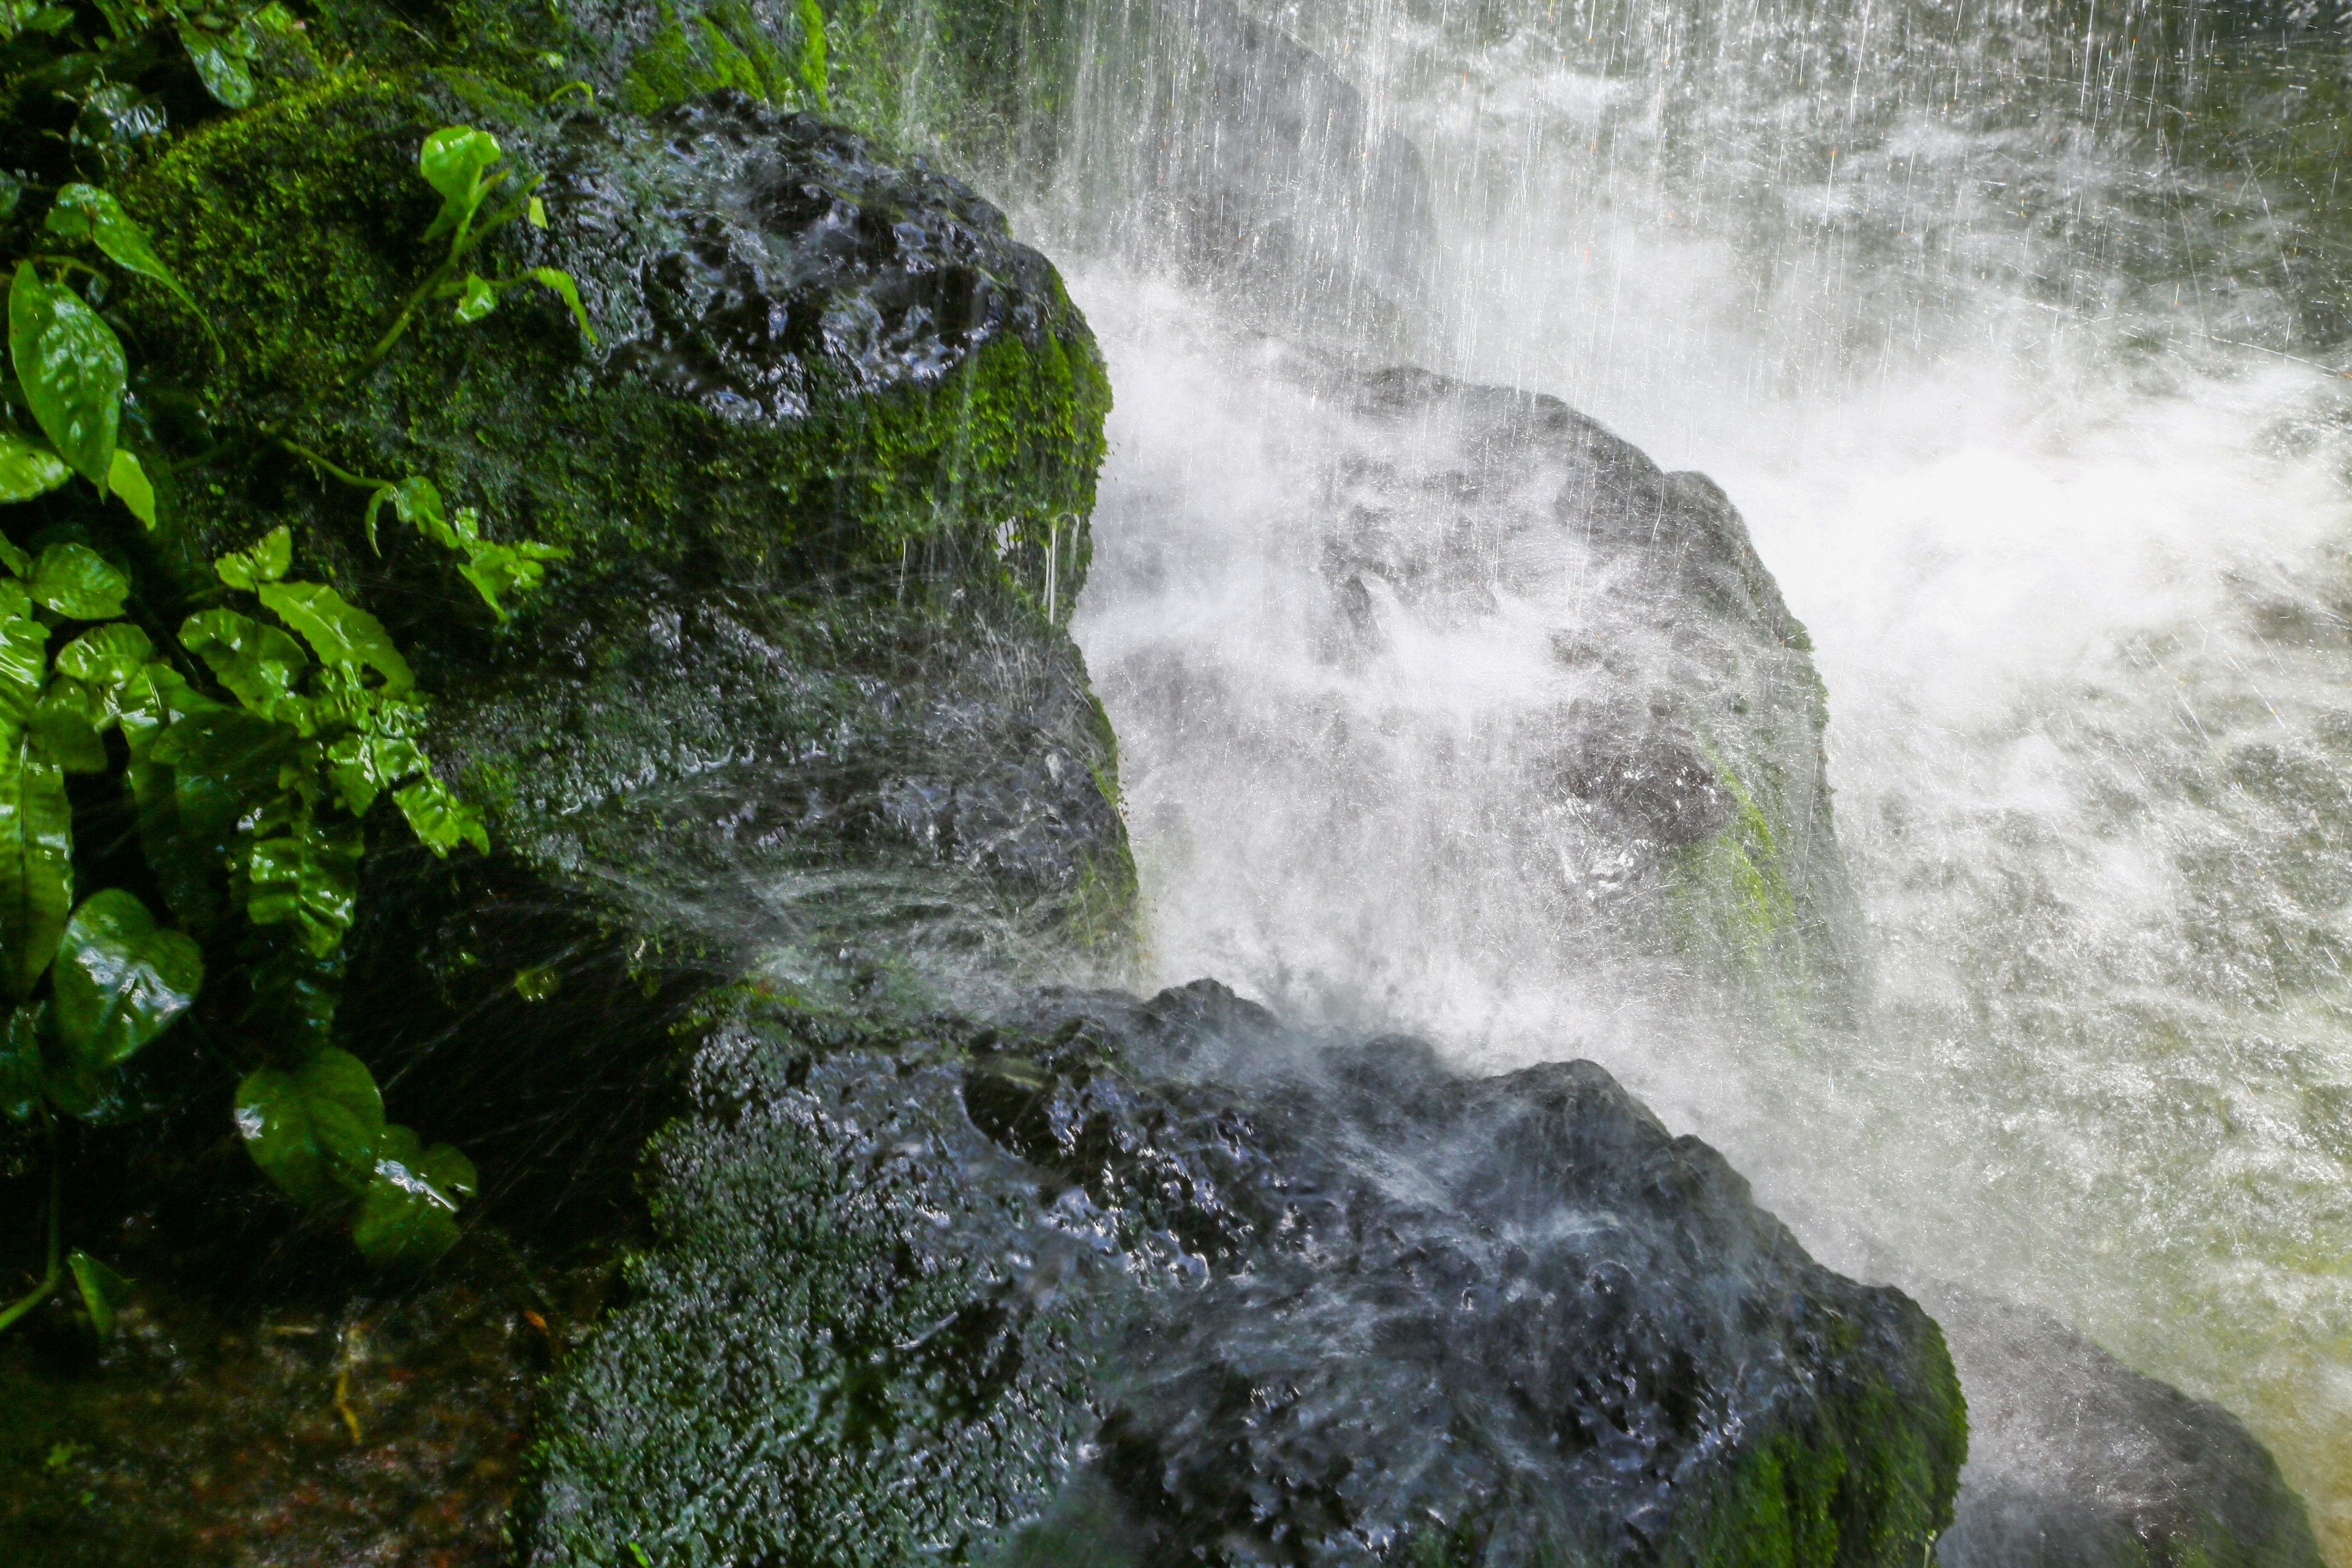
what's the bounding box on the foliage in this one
[0,96,585,1333]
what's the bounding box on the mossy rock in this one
[111,75,1130,971]
[524,981,1967,1566]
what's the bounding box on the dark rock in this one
[1929,1289,2323,1568]
[524,980,1967,1566]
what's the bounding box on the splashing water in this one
[1025,0,2352,1553]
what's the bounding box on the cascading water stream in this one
[1015,0,2352,1553]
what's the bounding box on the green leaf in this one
[0,579,48,695]
[28,542,129,619]
[0,728,72,999]
[326,728,427,816]
[47,186,201,320]
[393,774,488,856]
[181,608,307,718]
[246,816,362,957]
[30,678,105,772]
[178,18,255,108]
[53,623,154,691]
[66,1250,130,1338]
[7,263,124,489]
[527,194,546,229]
[350,1123,475,1268]
[235,1047,385,1207]
[454,272,497,324]
[0,429,70,503]
[527,267,595,342]
[0,536,25,578]
[107,449,156,528]
[257,581,413,695]
[456,537,568,620]
[363,476,453,554]
[417,127,503,244]
[214,525,291,589]
[153,708,294,867]
[0,1005,40,1120]
[50,888,201,1069]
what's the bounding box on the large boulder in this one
[524,980,1967,1567]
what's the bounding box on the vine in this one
[0,111,584,1333]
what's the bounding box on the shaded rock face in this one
[525,980,1965,1567]
[1929,1290,2324,1568]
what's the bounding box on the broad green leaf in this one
[246,816,362,956]
[394,774,488,856]
[54,623,154,691]
[0,429,69,503]
[178,18,255,108]
[66,1250,130,1338]
[0,729,71,998]
[244,927,343,1055]
[326,728,427,816]
[0,1004,40,1120]
[454,272,497,324]
[527,195,546,228]
[257,581,413,695]
[7,263,124,489]
[181,609,307,718]
[107,449,155,528]
[456,537,568,619]
[118,668,226,928]
[529,267,596,342]
[51,888,201,1069]
[418,127,503,244]
[0,580,48,695]
[235,1047,385,1207]
[351,1124,475,1268]
[363,477,452,553]
[31,678,105,772]
[153,708,295,865]
[214,525,291,589]
[29,542,129,619]
[0,536,25,577]
[46,186,200,320]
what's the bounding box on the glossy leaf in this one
[456,537,568,620]
[351,1123,475,1268]
[362,477,451,554]
[528,267,595,341]
[51,889,202,1069]
[66,1250,130,1338]
[235,1047,384,1207]
[31,678,106,772]
[0,579,48,695]
[107,449,156,528]
[418,127,503,244]
[47,186,200,319]
[247,818,363,957]
[154,708,293,869]
[214,525,291,589]
[0,728,71,998]
[178,18,255,108]
[7,263,124,488]
[0,537,25,578]
[454,273,497,323]
[327,728,427,816]
[181,609,307,717]
[257,581,413,694]
[53,623,154,691]
[28,542,129,619]
[394,774,488,856]
[0,429,70,503]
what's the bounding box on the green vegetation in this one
[0,31,586,1323]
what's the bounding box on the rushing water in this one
[1018,0,2352,1553]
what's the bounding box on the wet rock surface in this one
[1930,1289,2324,1568]
[526,979,1966,1566]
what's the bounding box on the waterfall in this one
[1023,0,2352,1553]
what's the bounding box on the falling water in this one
[1006,0,2352,1554]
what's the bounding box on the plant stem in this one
[358,174,544,377]
[279,439,391,492]
[0,1111,63,1336]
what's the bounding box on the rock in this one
[1928,1289,2323,1568]
[121,82,1131,973]
[523,979,1967,1566]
